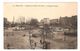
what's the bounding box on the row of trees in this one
[4,15,77,29]
[4,17,39,28]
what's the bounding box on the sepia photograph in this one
[4,2,77,49]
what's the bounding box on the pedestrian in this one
[7,43,10,49]
[34,42,36,47]
[40,40,42,44]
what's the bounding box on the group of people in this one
[30,39,50,49]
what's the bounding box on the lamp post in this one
[28,22,32,49]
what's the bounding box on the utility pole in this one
[12,16,15,27]
[12,16,15,36]
[29,22,32,49]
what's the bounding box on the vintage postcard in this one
[4,2,77,49]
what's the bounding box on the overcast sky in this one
[4,2,77,22]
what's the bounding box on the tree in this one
[4,17,11,28]
[16,16,26,27]
[30,18,39,28]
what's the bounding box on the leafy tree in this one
[4,17,11,28]
[30,18,39,28]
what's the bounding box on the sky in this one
[4,2,77,22]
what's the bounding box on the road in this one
[4,29,77,49]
